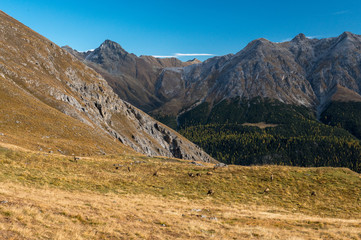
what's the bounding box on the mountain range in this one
[64,32,361,122]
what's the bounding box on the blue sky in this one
[2,0,361,61]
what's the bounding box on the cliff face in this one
[0,11,215,162]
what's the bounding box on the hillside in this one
[321,101,361,139]
[0,10,214,163]
[319,84,361,139]
[0,145,360,239]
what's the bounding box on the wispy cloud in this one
[333,10,350,15]
[152,53,214,58]
[306,35,320,39]
[152,55,175,58]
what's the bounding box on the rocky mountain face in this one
[63,41,199,113]
[0,10,215,162]
[156,32,361,116]
[66,32,361,121]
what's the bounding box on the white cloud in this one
[152,55,176,58]
[79,49,95,53]
[306,36,319,39]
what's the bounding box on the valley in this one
[0,7,361,240]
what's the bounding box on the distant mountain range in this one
[64,32,361,120]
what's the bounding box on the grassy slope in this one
[0,145,360,239]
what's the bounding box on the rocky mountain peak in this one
[334,31,360,47]
[65,31,361,122]
[339,31,357,39]
[252,38,272,46]
[240,38,274,53]
[291,33,308,42]
[101,39,124,50]
[323,31,361,57]
[98,39,130,57]
[62,45,73,51]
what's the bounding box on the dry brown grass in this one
[0,146,361,239]
[1,182,361,240]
